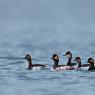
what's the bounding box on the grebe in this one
[63,51,76,66]
[25,54,46,70]
[87,58,95,70]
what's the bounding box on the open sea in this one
[0,0,95,95]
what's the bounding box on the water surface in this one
[0,0,95,95]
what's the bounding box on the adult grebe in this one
[25,54,46,70]
[63,51,76,66]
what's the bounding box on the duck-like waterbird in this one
[25,54,46,70]
[63,51,76,66]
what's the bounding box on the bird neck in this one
[89,62,95,70]
[67,58,72,66]
[77,61,81,68]
[53,60,59,69]
[27,60,33,69]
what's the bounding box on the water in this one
[0,0,95,95]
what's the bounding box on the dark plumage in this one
[87,58,95,70]
[63,51,76,66]
[74,57,90,68]
[51,54,65,69]
[25,54,46,70]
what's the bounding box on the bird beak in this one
[50,58,53,60]
[20,58,26,59]
[16,57,26,60]
[63,54,66,56]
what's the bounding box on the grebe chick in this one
[25,54,46,70]
[87,58,95,70]
[63,51,76,66]
[51,54,75,70]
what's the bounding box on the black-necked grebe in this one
[74,57,90,70]
[25,54,46,70]
[87,58,95,70]
[63,51,76,66]
[51,54,75,70]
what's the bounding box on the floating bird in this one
[63,51,77,66]
[87,58,95,70]
[25,54,46,70]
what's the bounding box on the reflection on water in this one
[0,0,95,95]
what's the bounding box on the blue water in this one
[0,0,95,95]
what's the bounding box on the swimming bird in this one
[74,57,90,69]
[63,51,76,66]
[25,54,46,70]
[87,58,95,70]
[51,54,75,70]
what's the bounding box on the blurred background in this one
[0,0,95,56]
